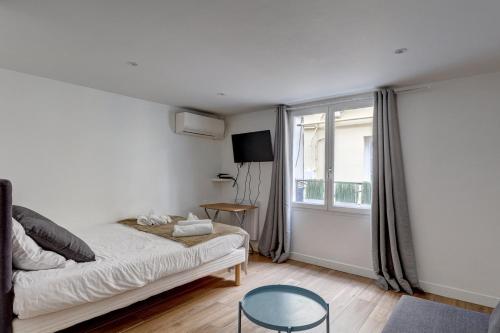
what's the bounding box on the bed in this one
[0,179,247,333]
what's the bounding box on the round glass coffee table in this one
[238,285,330,332]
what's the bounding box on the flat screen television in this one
[232,130,274,163]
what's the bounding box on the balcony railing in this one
[295,179,372,205]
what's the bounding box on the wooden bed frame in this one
[0,179,244,333]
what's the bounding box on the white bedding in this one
[13,223,245,319]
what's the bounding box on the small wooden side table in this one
[200,202,257,228]
[200,203,258,252]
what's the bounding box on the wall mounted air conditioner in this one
[175,112,225,139]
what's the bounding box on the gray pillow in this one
[490,302,500,333]
[12,206,95,262]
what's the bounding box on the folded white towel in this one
[172,223,213,237]
[187,212,200,221]
[177,219,212,226]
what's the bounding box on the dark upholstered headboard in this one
[0,179,13,333]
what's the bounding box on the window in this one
[292,109,327,205]
[291,99,374,212]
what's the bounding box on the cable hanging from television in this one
[233,163,242,203]
[238,162,252,204]
[247,162,252,204]
[250,162,262,206]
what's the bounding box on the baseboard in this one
[419,280,500,308]
[290,252,499,308]
[289,252,377,279]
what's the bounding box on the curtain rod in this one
[394,84,431,94]
[287,96,371,111]
[286,84,431,111]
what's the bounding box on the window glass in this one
[292,112,326,205]
[333,107,373,208]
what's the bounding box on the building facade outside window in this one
[291,98,373,213]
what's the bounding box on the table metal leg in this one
[233,211,254,253]
[204,208,211,219]
[204,208,221,221]
[233,212,243,227]
[241,211,246,226]
[238,301,242,333]
[232,211,247,227]
[326,303,330,333]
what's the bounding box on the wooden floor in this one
[62,254,492,333]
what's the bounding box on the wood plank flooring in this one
[62,254,492,333]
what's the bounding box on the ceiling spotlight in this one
[217,92,226,96]
[394,48,408,54]
[126,61,139,67]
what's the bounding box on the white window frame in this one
[289,95,374,215]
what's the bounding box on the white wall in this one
[290,209,373,277]
[0,68,221,231]
[398,71,500,307]
[220,109,374,277]
[221,72,500,307]
[219,110,275,237]
[2,67,500,307]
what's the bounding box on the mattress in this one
[13,223,245,319]
[13,249,246,333]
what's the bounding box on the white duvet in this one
[13,223,245,319]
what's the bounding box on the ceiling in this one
[1,0,500,114]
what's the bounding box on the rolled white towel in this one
[187,212,200,220]
[137,215,172,225]
[172,223,213,237]
[137,215,153,226]
[150,215,171,225]
[177,219,212,226]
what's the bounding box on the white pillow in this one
[12,218,67,270]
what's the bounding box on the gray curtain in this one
[372,89,419,294]
[258,105,291,263]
